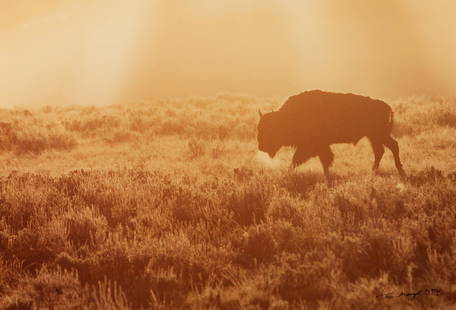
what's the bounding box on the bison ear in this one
[258,110,263,118]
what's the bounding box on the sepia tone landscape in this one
[1,95,455,309]
[2,1,456,309]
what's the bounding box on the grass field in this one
[1,94,456,309]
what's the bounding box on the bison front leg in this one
[291,146,313,169]
[317,145,334,181]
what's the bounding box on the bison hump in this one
[279,90,380,114]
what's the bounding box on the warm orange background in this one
[1,0,455,106]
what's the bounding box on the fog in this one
[1,1,455,107]
[256,151,281,169]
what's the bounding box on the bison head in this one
[257,110,283,158]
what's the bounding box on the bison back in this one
[278,90,392,144]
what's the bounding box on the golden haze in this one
[1,1,456,107]
[1,2,456,309]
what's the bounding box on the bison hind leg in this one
[317,145,334,181]
[382,135,406,178]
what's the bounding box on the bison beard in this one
[257,90,406,180]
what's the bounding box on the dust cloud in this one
[256,151,280,169]
[1,1,456,107]
[1,0,149,107]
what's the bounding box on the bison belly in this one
[293,108,384,145]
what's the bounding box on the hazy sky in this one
[1,1,455,106]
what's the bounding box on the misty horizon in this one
[1,0,456,107]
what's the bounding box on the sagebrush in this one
[0,95,455,309]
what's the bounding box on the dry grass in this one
[0,95,455,309]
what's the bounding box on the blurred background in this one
[1,0,455,107]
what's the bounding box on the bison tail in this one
[387,110,394,134]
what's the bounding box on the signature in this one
[376,288,442,299]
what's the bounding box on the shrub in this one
[63,116,120,134]
[226,183,270,226]
[235,224,277,266]
[0,267,84,310]
[0,122,76,155]
[435,110,456,128]
[187,139,205,159]
[105,131,136,145]
[157,120,186,136]
[339,231,408,283]
[64,207,107,247]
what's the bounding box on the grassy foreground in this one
[0,95,456,309]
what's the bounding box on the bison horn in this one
[258,110,263,118]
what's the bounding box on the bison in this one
[257,90,405,179]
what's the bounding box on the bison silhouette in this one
[257,90,405,179]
